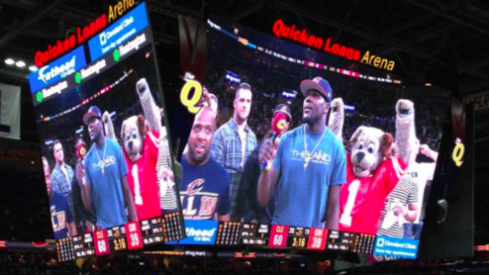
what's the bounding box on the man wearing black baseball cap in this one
[257,77,346,229]
[78,105,138,230]
[238,104,291,223]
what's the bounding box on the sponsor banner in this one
[31,28,153,107]
[0,83,20,140]
[174,220,218,245]
[373,236,419,259]
[28,46,86,93]
[88,2,149,62]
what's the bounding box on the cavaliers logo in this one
[186,178,205,196]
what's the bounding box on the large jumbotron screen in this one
[169,16,450,259]
[28,2,185,262]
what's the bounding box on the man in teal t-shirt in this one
[79,106,138,229]
[257,77,346,229]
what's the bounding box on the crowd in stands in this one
[204,30,448,151]
[0,251,488,275]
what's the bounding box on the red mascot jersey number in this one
[339,155,407,235]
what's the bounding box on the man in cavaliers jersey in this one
[180,107,231,221]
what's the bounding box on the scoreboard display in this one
[108,225,128,252]
[72,233,95,259]
[326,231,376,254]
[57,238,75,261]
[162,213,185,242]
[29,1,186,262]
[141,217,166,245]
[167,13,450,261]
[176,219,377,256]
[216,222,241,246]
[240,223,270,246]
[286,226,310,249]
[65,214,183,261]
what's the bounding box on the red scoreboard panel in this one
[94,229,110,256]
[268,225,289,248]
[126,222,144,250]
[307,228,328,250]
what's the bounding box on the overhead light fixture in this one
[425,83,432,87]
[15,60,26,68]
[5,58,15,65]
[28,65,38,72]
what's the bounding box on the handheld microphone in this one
[260,112,288,171]
[76,140,87,185]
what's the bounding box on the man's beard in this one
[302,114,318,125]
[189,149,209,166]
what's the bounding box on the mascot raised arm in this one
[328,98,411,235]
[103,78,178,220]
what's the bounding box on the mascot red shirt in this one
[339,140,407,235]
[123,129,162,220]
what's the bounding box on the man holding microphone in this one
[257,77,346,229]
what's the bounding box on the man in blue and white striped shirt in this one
[211,82,257,221]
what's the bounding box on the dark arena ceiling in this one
[0,0,488,241]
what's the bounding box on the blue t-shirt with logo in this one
[180,156,230,220]
[50,192,74,239]
[272,125,346,228]
[85,138,129,229]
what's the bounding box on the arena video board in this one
[28,2,185,262]
[167,15,451,260]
